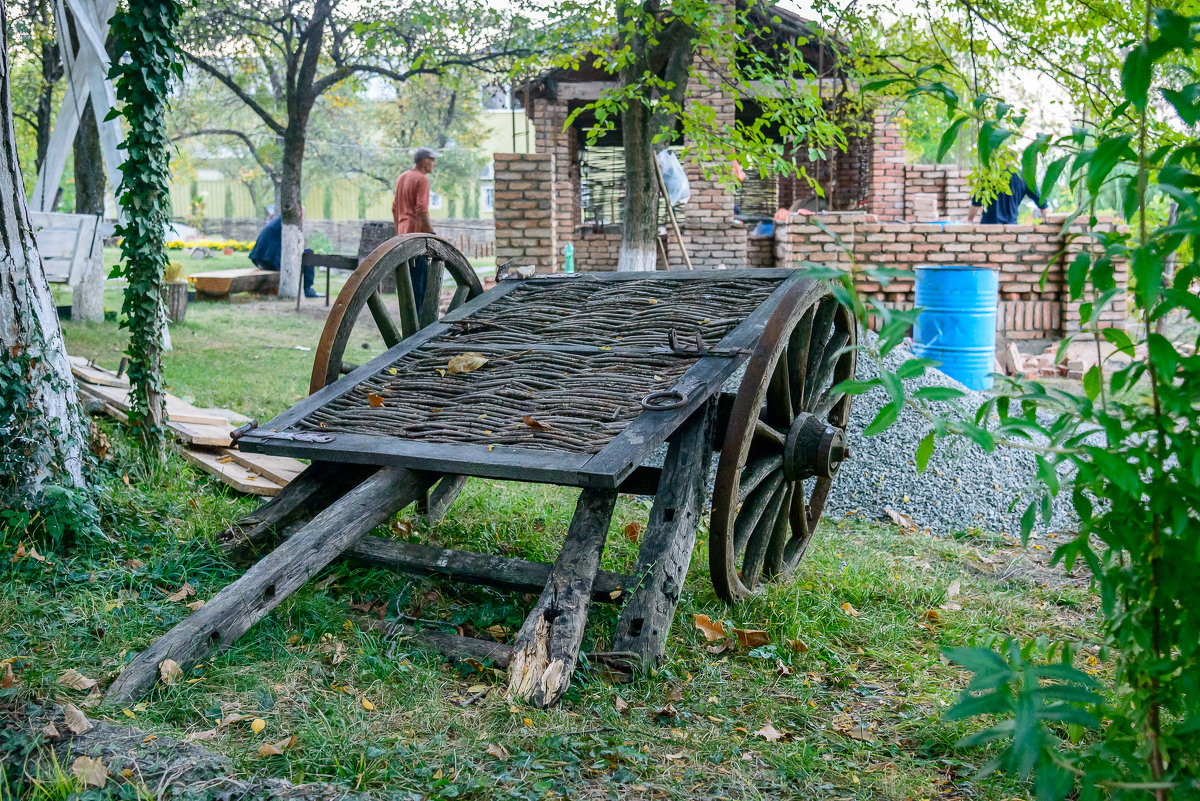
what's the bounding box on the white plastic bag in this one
[656,150,691,205]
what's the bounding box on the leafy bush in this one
[832,9,1200,798]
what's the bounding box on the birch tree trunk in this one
[0,0,91,500]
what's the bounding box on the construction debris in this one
[71,356,303,496]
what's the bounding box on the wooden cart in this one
[107,234,857,708]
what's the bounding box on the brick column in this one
[866,107,906,220]
[493,152,557,273]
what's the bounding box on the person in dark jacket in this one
[968,170,1048,225]
[249,211,319,297]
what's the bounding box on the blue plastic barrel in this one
[913,265,998,391]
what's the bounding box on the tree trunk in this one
[277,125,305,298]
[616,5,693,272]
[71,98,106,322]
[0,0,91,501]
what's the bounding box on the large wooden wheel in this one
[709,281,857,603]
[309,234,484,394]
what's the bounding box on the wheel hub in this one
[783,413,849,480]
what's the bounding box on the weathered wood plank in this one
[177,447,282,496]
[192,268,279,298]
[417,474,468,522]
[507,488,617,707]
[345,535,631,603]
[216,461,376,554]
[68,356,128,388]
[225,450,305,486]
[106,466,434,707]
[613,403,714,665]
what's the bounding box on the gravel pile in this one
[825,332,1077,535]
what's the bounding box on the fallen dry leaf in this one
[11,542,26,560]
[42,721,60,739]
[666,686,684,703]
[945,579,961,599]
[623,521,641,543]
[57,669,97,692]
[186,599,205,612]
[367,392,385,408]
[164,584,195,603]
[614,696,629,715]
[840,602,861,618]
[692,613,726,642]
[652,703,679,720]
[1,662,16,689]
[361,697,375,711]
[522,414,552,432]
[706,640,734,655]
[883,506,916,529]
[447,352,488,375]
[184,728,220,743]
[251,718,266,734]
[159,659,183,685]
[63,704,93,735]
[486,742,509,760]
[775,660,792,677]
[867,761,898,772]
[788,638,809,654]
[754,721,787,742]
[846,724,877,742]
[921,609,942,624]
[71,756,107,789]
[258,735,297,757]
[734,628,770,649]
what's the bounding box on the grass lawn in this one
[4,274,1105,800]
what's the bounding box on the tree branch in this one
[170,128,279,184]
[182,50,286,135]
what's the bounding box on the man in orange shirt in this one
[393,147,438,312]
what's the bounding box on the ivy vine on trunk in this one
[109,0,184,459]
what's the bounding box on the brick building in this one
[489,3,1129,343]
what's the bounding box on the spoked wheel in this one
[309,234,482,523]
[709,281,857,603]
[309,233,484,394]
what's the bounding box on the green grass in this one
[1,421,1104,800]
[6,268,1106,799]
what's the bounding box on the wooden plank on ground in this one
[169,421,233,447]
[226,450,305,486]
[69,356,129,388]
[178,447,282,496]
[78,381,232,427]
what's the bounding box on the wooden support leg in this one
[506,488,617,707]
[414,474,467,523]
[215,461,377,555]
[105,466,435,707]
[613,402,715,666]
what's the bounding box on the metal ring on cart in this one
[640,389,690,411]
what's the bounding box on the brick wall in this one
[747,233,775,269]
[492,152,557,273]
[776,211,1128,340]
[197,217,495,257]
[903,165,971,221]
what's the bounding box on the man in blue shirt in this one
[249,211,318,297]
[968,170,1048,224]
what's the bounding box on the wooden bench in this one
[300,221,394,306]
[31,211,111,322]
[192,268,280,300]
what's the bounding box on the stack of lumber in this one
[70,356,304,496]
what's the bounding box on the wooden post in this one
[105,466,435,706]
[613,401,714,664]
[507,488,617,707]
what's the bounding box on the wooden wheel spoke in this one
[786,308,815,417]
[448,283,472,312]
[338,360,360,375]
[733,472,783,555]
[736,453,783,505]
[765,355,793,427]
[753,419,786,447]
[419,258,445,328]
[804,298,837,405]
[806,477,834,532]
[782,487,813,567]
[741,482,790,588]
[806,327,850,412]
[394,258,420,338]
[366,290,402,348]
